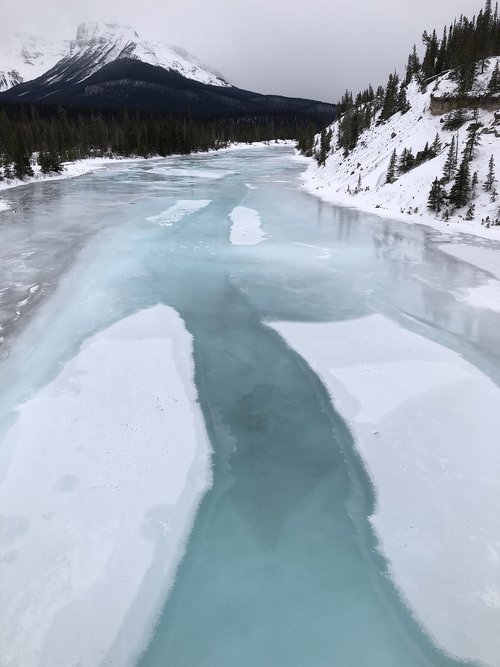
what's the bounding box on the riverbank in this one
[299,150,500,244]
[0,156,146,207]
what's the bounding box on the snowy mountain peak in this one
[0,23,230,92]
[71,22,140,54]
[0,33,68,92]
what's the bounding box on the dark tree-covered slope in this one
[0,58,335,122]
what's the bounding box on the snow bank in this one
[301,62,500,243]
[229,206,267,245]
[438,243,500,312]
[0,305,212,667]
[0,199,9,211]
[147,200,212,226]
[457,278,500,312]
[269,314,500,667]
[438,243,500,279]
[0,156,144,195]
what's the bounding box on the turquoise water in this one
[2,146,497,665]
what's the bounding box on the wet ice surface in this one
[1,146,500,666]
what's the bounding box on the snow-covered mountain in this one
[0,34,69,92]
[0,22,229,93]
[0,22,335,120]
[303,58,500,235]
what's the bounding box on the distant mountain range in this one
[0,22,335,121]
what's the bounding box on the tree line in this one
[0,103,327,180]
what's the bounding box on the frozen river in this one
[0,145,499,667]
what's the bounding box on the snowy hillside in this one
[0,34,68,92]
[0,22,229,92]
[303,58,500,239]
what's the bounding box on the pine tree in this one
[380,73,400,121]
[431,133,442,156]
[463,114,482,162]
[405,45,421,85]
[471,170,478,197]
[386,149,398,183]
[488,60,500,93]
[442,135,458,182]
[13,147,34,180]
[399,147,415,173]
[449,154,472,208]
[484,154,496,191]
[428,177,445,213]
[317,127,332,166]
[397,84,411,114]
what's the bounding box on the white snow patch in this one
[438,243,500,280]
[456,279,500,312]
[437,243,500,312]
[147,200,211,226]
[269,314,500,667]
[229,206,267,245]
[0,305,212,667]
[0,199,9,212]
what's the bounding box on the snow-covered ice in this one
[437,243,500,312]
[147,200,212,226]
[0,305,212,667]
[229,206,267,245]
[269,314,500,667]
[453,278,500,312]
[438,243,500,279]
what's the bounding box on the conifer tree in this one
[463,114,482,162]
[449,154,472,208]
[443,135,458,182]
[380,73,400,121]
[404,45,421,85]
[488,60,500,92]
[317,127,332,166]
[431,133,442,156]
[13,146,34,180]
[484,154,496,191]
[386,149,398,183]
[399,147,415,173]
[428,177,445,213]
[397,84,411,114]
[471,170,479,197]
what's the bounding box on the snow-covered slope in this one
[0,34,68,92]
[0,22,229,93]
[303,58,500,238]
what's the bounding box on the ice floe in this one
[0,304,212,667]
[269,313,500,666]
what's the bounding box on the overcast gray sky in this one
[0,0,485,102]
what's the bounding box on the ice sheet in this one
[438,243,500,312]
[438,243,500,279]
[229,206,266,245]
[0,305,212,667]
[147,200,212,226]
[269,314,500,667]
